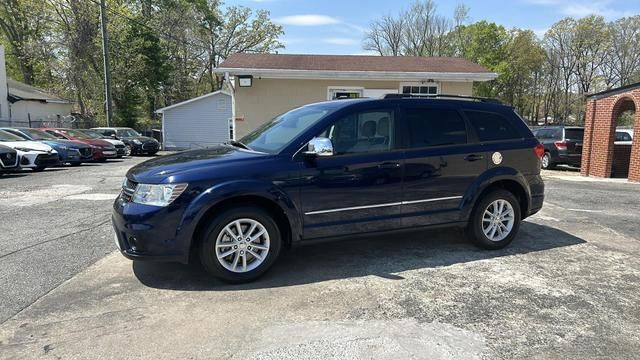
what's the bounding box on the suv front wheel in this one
[467,189,521,250]
[199,207,282,283]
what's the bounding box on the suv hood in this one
[127,145,266,182]
[81,139,115,148]
[0,140,55,152]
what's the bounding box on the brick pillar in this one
[581,100,595,176]
[589,97,616,177]
[629,107,640,182]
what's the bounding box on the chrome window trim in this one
[305,196,463,215]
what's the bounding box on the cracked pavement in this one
[1,164,640,359]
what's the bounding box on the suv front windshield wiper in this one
[225,140,252,151]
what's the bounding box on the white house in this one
[156,90,233,150]
[0,46,10,122]
[0,45,73,126]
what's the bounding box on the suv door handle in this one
[464,154,484,162]
[378,162,401,169]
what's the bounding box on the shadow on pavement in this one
[133,221,586,291]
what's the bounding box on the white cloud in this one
[274,15,341,26]
[322,37,359,46]
[523,0,629,19]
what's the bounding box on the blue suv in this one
[113,96,545,283]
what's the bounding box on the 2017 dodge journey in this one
[113,95,545,283]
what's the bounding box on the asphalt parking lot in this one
[1,162,640,359]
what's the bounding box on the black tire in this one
[541,152,555,170]
[70,162,82,167]
[147,151,158,156]
[466,189,522,250]
[198,206,282,283]
[98,157,107,162]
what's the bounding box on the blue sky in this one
[224,0,639,55]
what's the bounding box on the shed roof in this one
[7,79,72,103]
[155,90,231,113]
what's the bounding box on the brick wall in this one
[582,89,640,182]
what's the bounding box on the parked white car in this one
[0,129,60,171]
[615,128,634,145]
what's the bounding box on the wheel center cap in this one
[239,243,247,249]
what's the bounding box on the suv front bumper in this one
[112,195,190,263]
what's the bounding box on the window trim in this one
[326,86,364,100]
[399,82,440,96]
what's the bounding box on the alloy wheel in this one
[482,199,515,242]
[542,153,550,169]
[215,218,270,273]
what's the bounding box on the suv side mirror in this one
[304,137,334,158]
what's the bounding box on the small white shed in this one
[156,90,233,150]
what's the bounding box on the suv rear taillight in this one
[554,141,567,149]
[534,144,545,159]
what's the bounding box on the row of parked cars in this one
[532,126,634,169]
[0,127,161,175]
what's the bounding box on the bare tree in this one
[544,18,578,124]
[605,16,640,87]
[364,15,404,56]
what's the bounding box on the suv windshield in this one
[239,105,333,153]
[0,129,26,141]
[62,129,91,139]
[116,129,141,137]
[22,129,58,140]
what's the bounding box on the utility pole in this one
[99,0,113,127]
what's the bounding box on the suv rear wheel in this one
[541,152,554,170]
[467,189,521,250]
[199,207,282,283]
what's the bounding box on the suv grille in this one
[79,148,93,157]
[121,178,138,202]
[0,152,18,168]
[142,141,159,151]
[34,153,60,166]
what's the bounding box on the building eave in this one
[213,68,497,82]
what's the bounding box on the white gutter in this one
[213,67,497,82]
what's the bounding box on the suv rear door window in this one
[465,110,521,142]
[404,108,467,148]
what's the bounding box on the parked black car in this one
[0,144,19,175]
[91,127,160,155]
[113,95,546,283]
[532,126,584,169]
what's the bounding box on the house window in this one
[327,87,364,100]
[400,83,439,96]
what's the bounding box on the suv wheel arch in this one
[190,195,294,263]
[471,179,529,221]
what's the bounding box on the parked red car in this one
[39,128,118,162]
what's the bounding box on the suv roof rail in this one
[383,93,503,104]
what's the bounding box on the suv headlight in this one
[133,139,142,145]
[132,183,188,207]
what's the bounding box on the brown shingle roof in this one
[218,53,491,73]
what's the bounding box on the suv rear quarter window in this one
[564,129,584,141]
[464,110,521,142]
